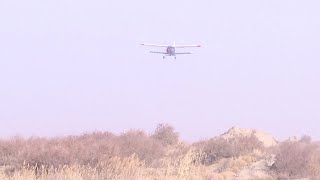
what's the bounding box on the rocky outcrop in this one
[220,127,278,148]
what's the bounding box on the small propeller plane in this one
[141,41,201,59]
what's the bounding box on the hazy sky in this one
[0,0,320,141]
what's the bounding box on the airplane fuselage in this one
[166,46,176,56]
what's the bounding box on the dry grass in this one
[0,150,211,180]
[0,125,213,180]
[1,125,320,179]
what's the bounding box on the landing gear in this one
[174,56,176,60]
[163,56,165,59]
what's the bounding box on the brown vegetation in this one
[197,134,264,165]
[151,123,179,146]
[272,138,320,179]
[0,125,320,179]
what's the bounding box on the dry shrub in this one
[300,135,312,144]
[118,130,165,165]
[176,148,205,177]
[158,148,209,179]
[0,132,119,169]
[199,134,263,165]
[151,124,179,146]
[0,150,212,180]
[98,154,146,179]
[273,140,320,179]
[0,130,166,170]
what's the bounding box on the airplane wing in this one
[174,45,201,48]
[150,51,167,54]
[175,52,194,54]
[141,43,168,47]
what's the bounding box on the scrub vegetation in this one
[0,124,319,179]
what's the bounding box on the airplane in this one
[141,41,201,59]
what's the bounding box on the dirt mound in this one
[210,154,275,180]
[236,158,274,180]
[220,127,278,148]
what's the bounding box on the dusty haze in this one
[0,0,320,141]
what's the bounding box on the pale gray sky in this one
[0,0,320,141]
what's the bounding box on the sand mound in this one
[236,158,274,180]
[210,155,275,180]
[220,127,278,148]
